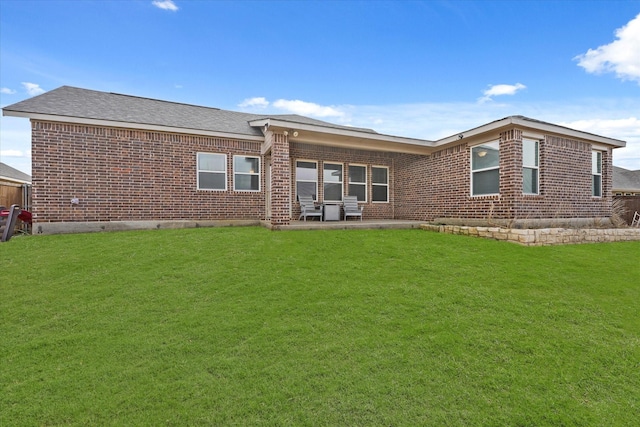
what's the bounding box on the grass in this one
[1,227,639,426]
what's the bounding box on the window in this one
[197,153,226,190]
[296,160,318,200]
[523,139,539,194]
[372,166,389,202]
[471,141,500,196]
[234,155,260,191]
[592,151,602,197]
[323,162,343,202]
[348,165,367,202]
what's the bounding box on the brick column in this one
[269,132,291,226]
[499,128,522,219]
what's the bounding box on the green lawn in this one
[2,227,639,426]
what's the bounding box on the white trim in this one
[233,155,261,192]
[323,161,344,202]
[295,159,318,201]
[522,139,539,195]
[470,141,500,197]
[592,151,603,198]
[197,152,227,191]
[348,163,368,203]
[436,116,625,148]
[5,112,265,142]
[249,118,433,148]
[371,165,389,203]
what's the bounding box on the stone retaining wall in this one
[421,224,640,246]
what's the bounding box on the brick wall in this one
[289,142,395,219]
[269,132,292,225]
[30,120,614,227]
[31,121,265,223]
[395,128,612,222]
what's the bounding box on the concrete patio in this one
[263,219,426,231]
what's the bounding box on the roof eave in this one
[434,116,626,148]
[3,110,265,142]
[250,118,435,154]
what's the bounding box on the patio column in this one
[269,132,291,226]
[499,128,522,218]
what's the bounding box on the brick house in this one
[2,86,626,233]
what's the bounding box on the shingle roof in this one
[0,162,31,183]
[2,86,377,137]
[613,166,640,191]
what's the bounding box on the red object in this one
[0,209,32,224]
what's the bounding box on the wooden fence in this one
[0,183,24,208]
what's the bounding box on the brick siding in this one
[31,121,265,223]
[30,120,613,227]
[395,129,612,221]
[289,142,395,220]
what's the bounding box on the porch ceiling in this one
[250,118,436,155]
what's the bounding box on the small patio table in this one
[322,203,340,221]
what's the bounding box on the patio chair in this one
[1,204,21,242]
[298,196,323,221]
[632,211,640,228]
[343,195,363,221]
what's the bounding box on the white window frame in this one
[295,160,318,201]
[348,164,367,202]
[523,139,539,195]
[592,151,602,197]
[371,165,389,203]
[323,162,344,202]
[233,155,260,192]
[197,152,227,191]
[471,141,500,196]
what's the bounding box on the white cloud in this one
[1,87,16,95]
[0,149,26,157]
[21,82,44,97]
[575,13,640,84]
[479,83,526,103]
[239,97,270,108]
[272,99,345,118]
[152,0,178,12]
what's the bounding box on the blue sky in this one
[1,0,639,175]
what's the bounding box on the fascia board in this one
[3,111,265,142]
[250,118,435,149]
[0,176,31,184]
[511,117,626,147]
[434,116,626,148]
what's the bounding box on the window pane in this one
[592,152,602,174]
[235,174,259,191]
[472,142,499,170]
[473,169,499,195]
[199,153,225,171]
[234,156,259,174]
[199,172,225,190]
[297,182,316,200]
[372,185,388,202]
[324,163,342,183]
[296,161,317,181]
[349,165,366,183]
[324,183,342,201]
[349,183,366,201]
[593,175,602,197]
[523,140,538,167]
[523,168,538,194]
[372,167,388,184]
